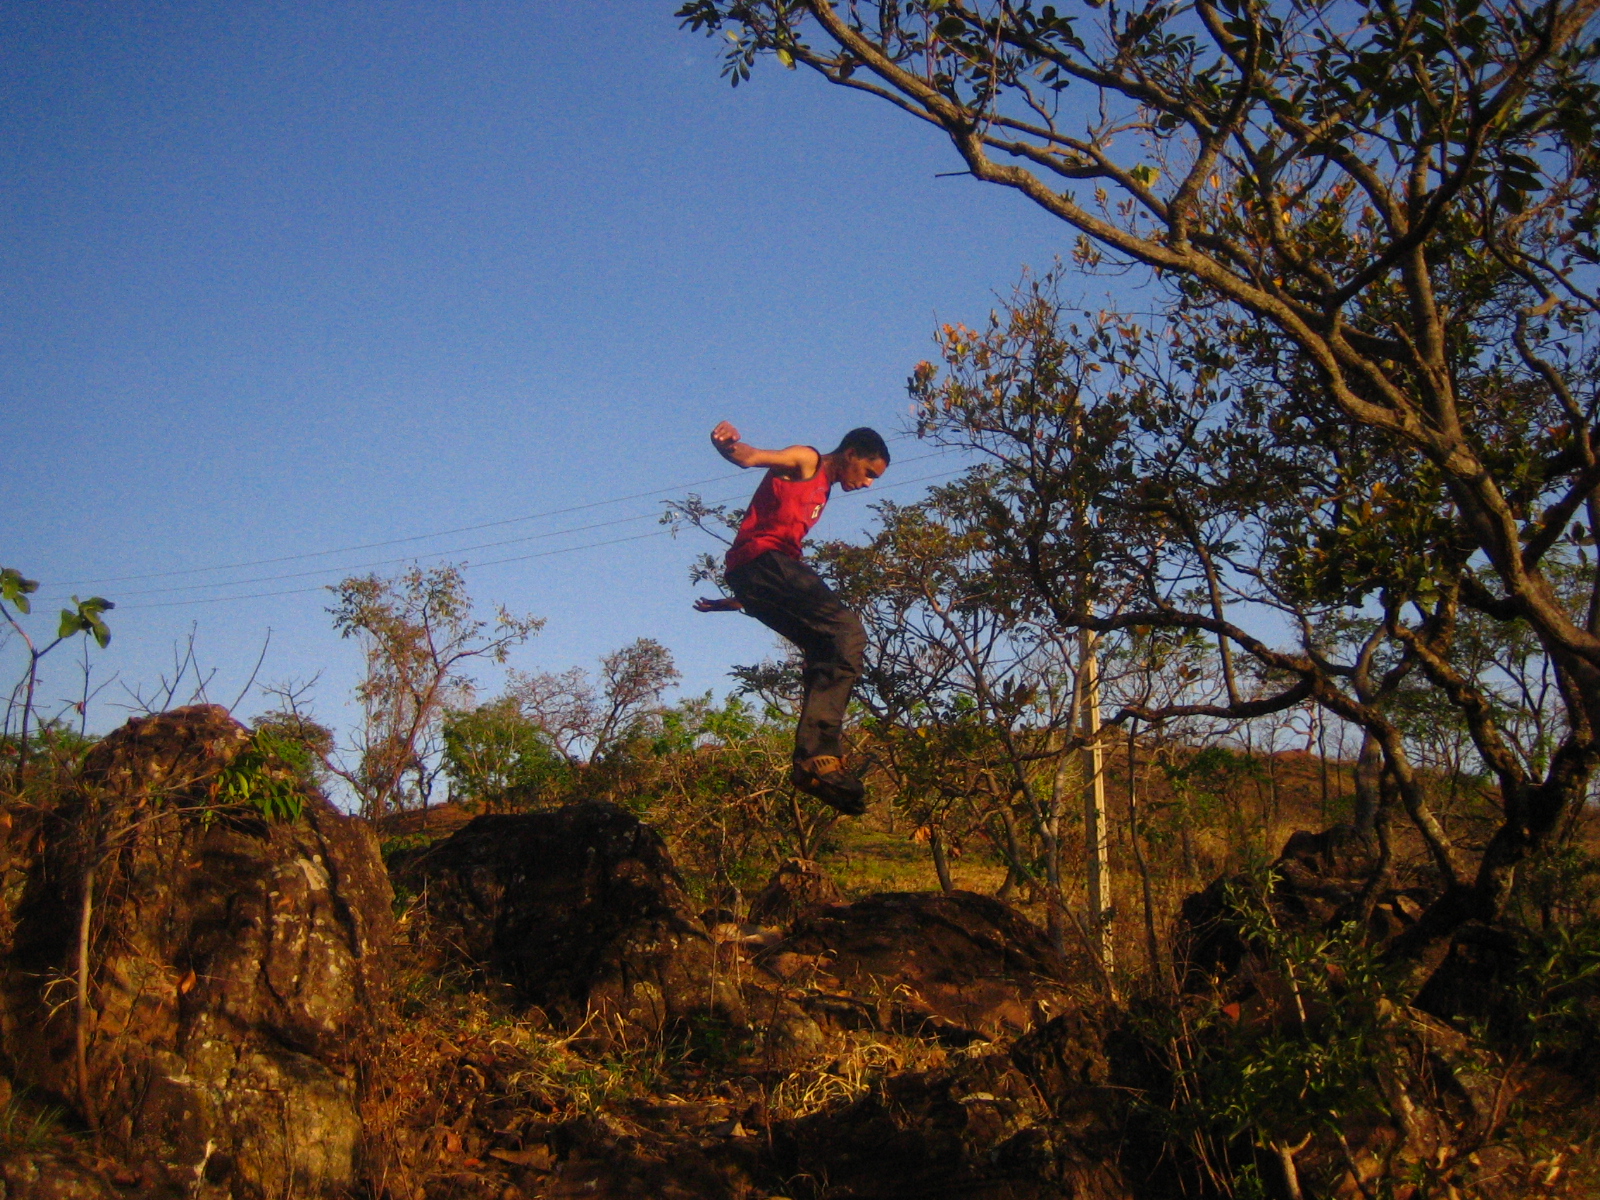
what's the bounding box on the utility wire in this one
[46,450,958,604]
[113,530,674,611]
[55,431,930,588]
[107,465,966,613]
[51,472,745,588]
[85,502,718,601]
[46,448,947,604]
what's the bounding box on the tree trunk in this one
[1389,736,1598,996]
[788,788,816,860]
[1080,630,1114,975]
[1180,809,1200,880]
[17,650,42,783]
[1046,745,1072,957]
[929,830,956,894]
[990,806,1030,902]
[1352,731,1382,836]
[1127,725,1163,983]
[1316,711,1332,824]
[1353,781,1394,927]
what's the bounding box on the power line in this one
[45,451,959,604]
[55,431,930,588]
[82,506,693,601]
[51,471,745,587]
[106,465,966,613]
[115,530,673,611]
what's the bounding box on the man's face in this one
[839,452,888,492]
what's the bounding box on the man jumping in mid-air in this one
[694,421,890,815]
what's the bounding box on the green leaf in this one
[60,596,115,648]
[775,46,795,68]
[1,566,39,615]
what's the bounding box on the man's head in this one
[832,427,890,491]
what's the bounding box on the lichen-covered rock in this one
[758,891,1072,1041]
[392,802,744,1031]
[747,858,843,927]
[0,706,392,1200]
[0,1152,117,1200]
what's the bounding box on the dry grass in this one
[340,748,1600,1196]
[361,965,675,1198]
[764,1030,955,1122]
[818,822,1010,899]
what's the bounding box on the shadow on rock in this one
[390,802,745,1034]
[1179,824,1434,989]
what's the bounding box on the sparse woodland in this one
[4,0,1600,1195]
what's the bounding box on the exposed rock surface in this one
[0,1152,117,1200]
[471,1011,1135,1200]
[771,1014,1135,1200]
[0,705,392,1200]
[1180,824,1434,985]
[0,803,46,1014]
[757,891,1074,1041]
[1413,920,1536,1028]
[392,802,743,1031]
[747,857,843,926]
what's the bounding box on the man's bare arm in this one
[710,421,821,479]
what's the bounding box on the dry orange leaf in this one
[489,1147,553,1170]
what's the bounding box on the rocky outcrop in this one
[0,706,392,1200]
[499,1010,1136,1200]
[392,802,744,1031]
[1179,824,1434,986]
[0,1152,117,1200]
[747,857,843,927]
[757,891,1074,1042]
[772,1017,1135,1200]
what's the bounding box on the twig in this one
[1059,892,1120,1002]
[228,628,273,712]
[1334,1125,1378,1200]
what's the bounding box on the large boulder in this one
[757,891,1073,1042]
[392,802,744,1031]
[0,706,392,1200]
[1179,824,1434,986]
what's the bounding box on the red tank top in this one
[725,456,833,571]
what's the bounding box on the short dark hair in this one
[833,427,890,464]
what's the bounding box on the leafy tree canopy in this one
[681,0,1600,983]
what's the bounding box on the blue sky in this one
[3,2,1084,741]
